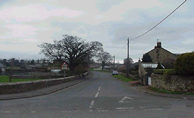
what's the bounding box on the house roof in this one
[146,47,177,56]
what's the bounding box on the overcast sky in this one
[0,0,193,62]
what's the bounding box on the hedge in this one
[175,52,194,75]
[153,69,176,75]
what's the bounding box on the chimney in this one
[156,42,161,48]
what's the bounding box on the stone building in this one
[139,42,179,85]
[145,42,178,67]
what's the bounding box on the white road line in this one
[2,110,11,113]
[116,107,130,110]
[144,108,163,111]
[95,86,101,98]
[31,110,36,113]
[89,86,102,109]
[116,107,134,111]
[98,86,101,91]
[97,109,109,112]
[95,91,100,98]
[89,100,95,109]
[119,96,133,103]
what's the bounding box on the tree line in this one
[39,34,113,73]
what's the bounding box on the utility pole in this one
[127,38,129,77]
[113,56,115,70]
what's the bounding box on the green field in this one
[0,75,41,83]
[113,74,134,82]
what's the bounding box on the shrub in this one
[153,69,164,74]
[142,53,152,62]
[164,69,176,75]
[73,64,88,75]
[163,58,176,69]
[175,52,194,75]
[153,69,176,75]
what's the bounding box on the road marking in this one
[89,100,95,109]
[97,109,109,112]
[95,91,100,98]
[61,110,79,113]
[119,96,134,103]
[31,110,36,113]
[89,86,102,109]
[116,107,134,110]
[98,86,101,91]
[2,110,11,113]
[144,108,163,111]
[95,86,101,98]
[116,107,129,110]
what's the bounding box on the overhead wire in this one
[131,0,187,40]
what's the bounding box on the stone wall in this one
[0,72,88,94]
[151,73,194,92]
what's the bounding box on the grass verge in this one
[0,75,41,83]
[113,74,134,82]
[149,87,194,95]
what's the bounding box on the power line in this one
[132,0,187,40]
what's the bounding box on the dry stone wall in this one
[151,74,194,92]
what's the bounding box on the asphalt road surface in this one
[1,71,194,118]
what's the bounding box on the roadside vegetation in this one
[175,52,194,76]
[39,34,107,75]
[153,52,194,76]
[113,74,134,82]
[0,75,40,83]
[153,69,176,75]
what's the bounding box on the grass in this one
[0,75,41,83]
[113,74,134,82]
[149,87,194,95]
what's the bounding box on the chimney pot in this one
[157,42,161,48]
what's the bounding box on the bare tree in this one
[97,51,113,70]
[39,35,102,72]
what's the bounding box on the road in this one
[0,71,194,118]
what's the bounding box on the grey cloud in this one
[0,0,193,62]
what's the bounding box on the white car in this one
[112,70,118,75]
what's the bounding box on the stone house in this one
[139,42,178,85]
[145,42,178,67]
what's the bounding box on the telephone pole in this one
[127,38,129,77]
[113,56,115,69]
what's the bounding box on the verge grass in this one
[113,74,134,82]
[0,75,41,83]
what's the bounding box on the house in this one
[144,42,178,67]
[139,42,176,85]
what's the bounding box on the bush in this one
[153,69,163,74]
[175,52,194,75]
[73,64,88,75]
[142,53,152,62]
[153,69,176,75]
